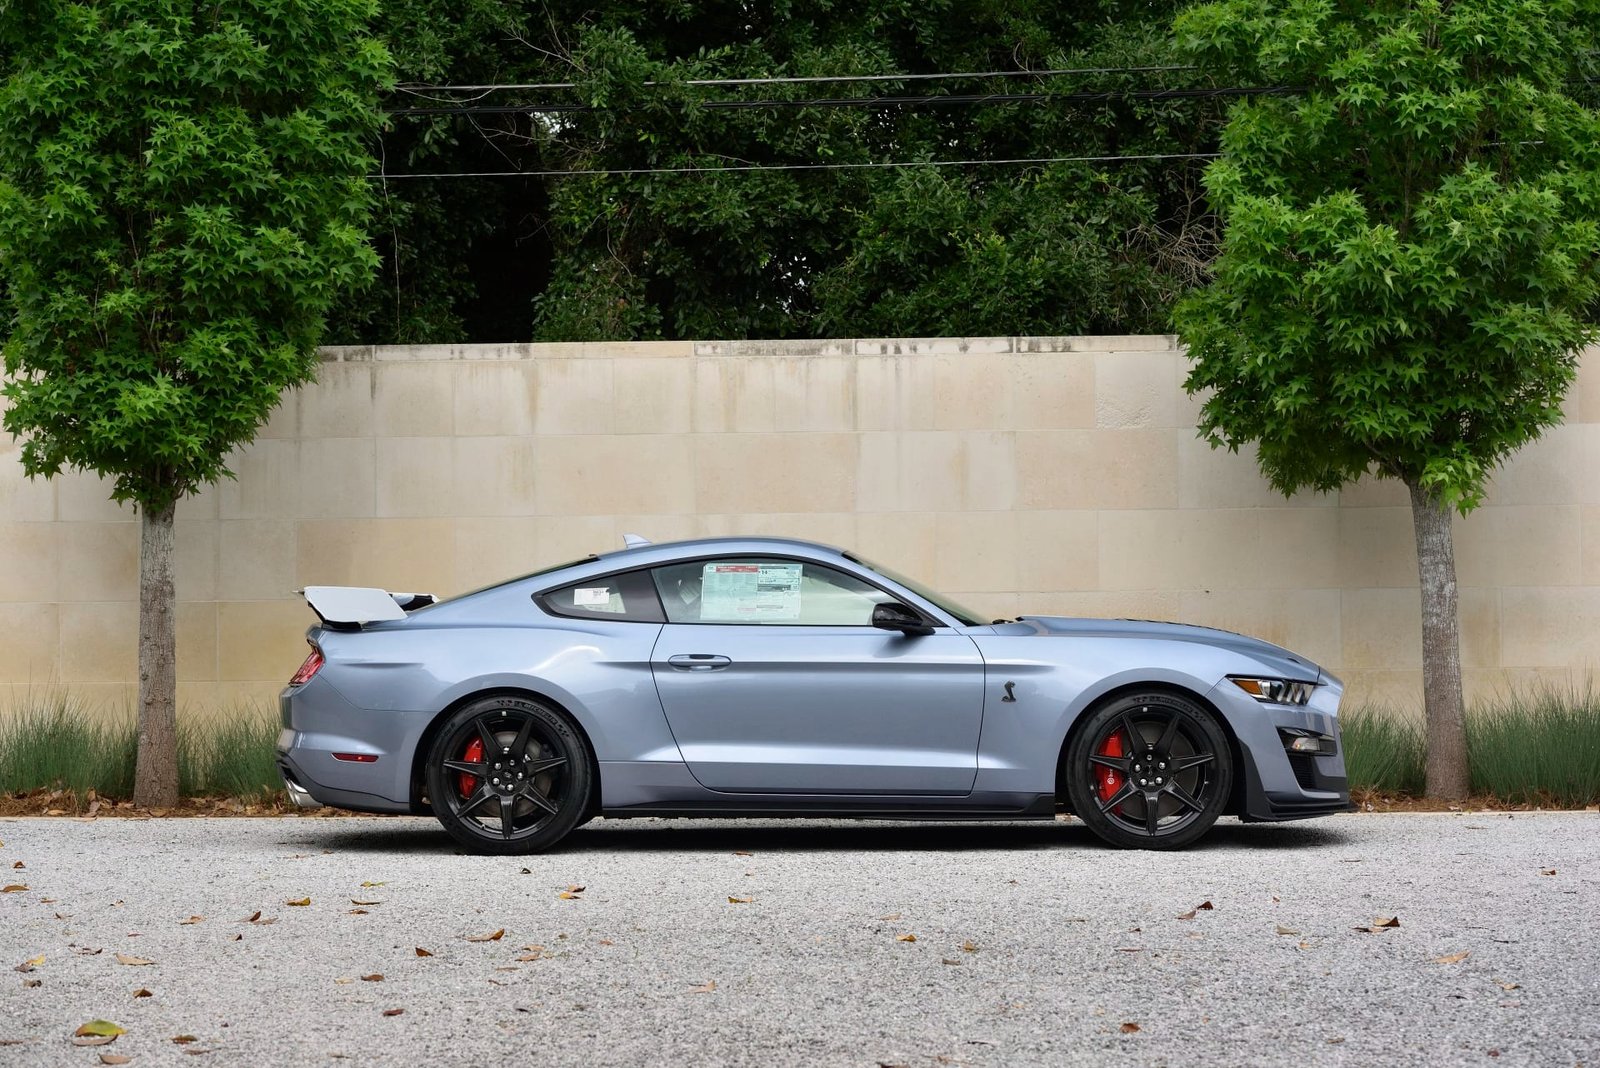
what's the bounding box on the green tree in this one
[1171,0,1600,797]
[0,0,390,805]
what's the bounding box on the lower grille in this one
[1287,752,1319,791]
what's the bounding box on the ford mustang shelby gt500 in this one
[277,536,1351,852]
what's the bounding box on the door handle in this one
[667,653,732,671]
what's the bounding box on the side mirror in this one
[872,601,934,637]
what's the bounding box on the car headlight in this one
[1229,676,1316,706]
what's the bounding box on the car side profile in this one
[276,536,1352,852]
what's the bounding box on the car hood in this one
[1005,615,1323,682]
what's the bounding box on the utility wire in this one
[385,85,1298,116]
[370,150,1222,180]
[391,65,1201,94]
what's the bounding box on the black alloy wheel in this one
[424,695,593,855]
[1065,691,1233,850]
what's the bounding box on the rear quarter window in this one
[538,569,665,623]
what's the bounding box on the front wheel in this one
[1064,692,1232,850]
[424,696,593,855]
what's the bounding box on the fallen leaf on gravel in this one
[286,898,311,907]
[1326,1036,1345,1045]
[961,941,978,952]
[1354,916,1401,933]
[1,885,27,893]
[382,1008,404,1017]
[334,978,354,985]
[465,929,505,943]
[74,1037,118,1048]
[348,909,369,915]
[1115,947,1143,953]
[414,947,432,957]
[941,958,961,966]
[361,974,384,982]
[22,978,41,987]
[114,954,154,967]
[519,868,531,874]
[598,939,614,946]
[1120,1022,1141,1034]
[878,913,902,922]
[727,896,753,904]
[895,934,917,943]
[1432,952,1471,964]
[733,851,753,857]
[689,981,716,993]
[1540,869,1556,876]
[15,956,43,972]
[181,1048,213,1056]
[1499,981,1520,991]
[351,900,381,906]
[75,948,103,956]
[1297,941,1314,950]
[566,885,585,893]
[1176,910,1197,921]
[1196,901,1214,910]
[55,913,69,920]
[98,1054,130,1065]
[132,988,152,998]
[360,882,385,888]
[178,916,203,925]
[74,1021,127,1039]
[1275,925,1300,936]
[515,952,544,962]
[172,1036,197,1044]
[229,935,242,942]
[10,861,21,869]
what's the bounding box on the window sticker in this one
[700,562,802,621]
[573,587,612,607]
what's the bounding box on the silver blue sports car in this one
[277,536,1352,852]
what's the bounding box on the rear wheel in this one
[424,695,593,855]
[1065,691,1232,850]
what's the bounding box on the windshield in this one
[846,553,987,626]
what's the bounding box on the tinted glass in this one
[652,558,901,625]
[541,568,665,623]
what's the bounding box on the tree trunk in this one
[133,498,179,808]
[1405,478,1471,799]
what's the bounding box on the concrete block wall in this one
[2,335,1597,718]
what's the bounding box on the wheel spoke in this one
[1171,751,1215,772]
[499,796,517,838]
[475,716,503,759]
[457,783,495,817]
[442,759,487,777]
[511,716,535,760]
[1163,778,1205,813]
[524,755,568,776]
[1155,714,1181,756]
[1088,753,1131,773]
[1119,712,1144,752]
[1097,779,1136,815]
[522,786,560,816]
[1143,793,1161,835]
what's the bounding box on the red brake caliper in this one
[458,738,484,797]
[1096,729,1127,812]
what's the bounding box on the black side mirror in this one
[872,601,934,636]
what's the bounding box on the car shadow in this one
[303,815,1354,856]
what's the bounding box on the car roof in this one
[595,535,848,562]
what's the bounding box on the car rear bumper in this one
[276,678,429,814]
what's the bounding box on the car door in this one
[648,556,985,795]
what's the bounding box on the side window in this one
[651,558,899,626]
[539,568,665,623]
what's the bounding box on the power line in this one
[385,85,1298,116]
[370,150,1222,180]
[391,65,1200,94]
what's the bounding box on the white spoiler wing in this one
[300,586,434,626]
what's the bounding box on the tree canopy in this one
[335,0,1224,343]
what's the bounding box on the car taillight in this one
[289,648,324,686]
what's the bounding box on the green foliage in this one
[0,0,391,509]
[335,0,1220,342]
[1342,690,1600,807]
[1172,0,1600,511]
[0,696,286,802]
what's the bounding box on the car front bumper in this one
[1208,675,1357,822]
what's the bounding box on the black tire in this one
[424,695,593,855]
[1064,691,1232,850]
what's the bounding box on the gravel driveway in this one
[1,813,1595,1067]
